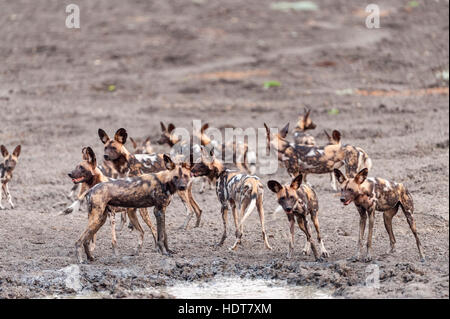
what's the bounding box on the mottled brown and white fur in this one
[334,168,424,262]
[0,145,21,210]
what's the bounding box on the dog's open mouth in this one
[343,199,352,206]
[72,177,84,183]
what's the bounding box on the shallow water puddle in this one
[155,276,333,299]
[47,276,333,299]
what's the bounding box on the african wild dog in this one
[268,174,329,261]
[191,148,272,251]
[334,168,425,262]
[264,123,371,186]
[76,155,190,262]
[99,128,202,230]
[292,108,316,146]
[0,145,21,210]
[65,147,157,255]
[324,130,372,191]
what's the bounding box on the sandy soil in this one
[0,0,448,298]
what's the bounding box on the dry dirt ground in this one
[0,0,448,298]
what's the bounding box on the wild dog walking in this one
[334,168,425,262]
[264,123,372,185]
[292,108,316,146]
[65,147,157,255]
[76,155,190,262]
[191,148,272,251]
[100,128,202,230]
[0,145,21,210]
[268,174,328,261]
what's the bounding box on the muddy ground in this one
[0,0,448,298]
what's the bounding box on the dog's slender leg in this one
[178,190,193,230]
[383,207,398,254]
[216,205,229,247]
[310,211,329,257]
[229,200,242,251]
[401,206,425,261]
[159,206,174,254]
[187,181,202,227]
[231,196,254,250]
[153,207,166,254]
[76,208,107,263]
[256,194,272,250]
[127,208,144,255]
[89,233,97,253]
[365,208,376,262]
[4,184,14,209]
[154,207,173,255]
[353,207,367,261]
[118,211,127,231]
[84,213,107,261]
[301,218,313,256]
[287,215,295,258]
[138,208,157,248]
[297,215,320,261]
[0,183,5,210]
[109,213,118,256]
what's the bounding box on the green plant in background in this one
[263,81,281,89]
[271,1,318,11]
[328,108,339,115]
[407,1,419,8]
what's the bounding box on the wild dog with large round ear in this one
[267,174,328,261]
[334,168,425,262]
[191,147,272,251]
[157,122,178,146]
[75,155,192,263]
[0,144,21,209]
[98,128,203,231]
[64,146,157,256]
[265,122,371,190]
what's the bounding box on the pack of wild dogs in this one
[1,109,425,263]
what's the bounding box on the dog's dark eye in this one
[173,176,179,180]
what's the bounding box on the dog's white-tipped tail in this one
[240,196,257,228]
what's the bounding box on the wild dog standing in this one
[76,155,190,262]
[264,123,371,186]
[292,108,316,146]
[324,130,372,191]
[334,168,425,262]
[0,145,21,210]
[268,174,329,261]
[191,148,272,251]
[100,128,202,230]
[65,147,157,255]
